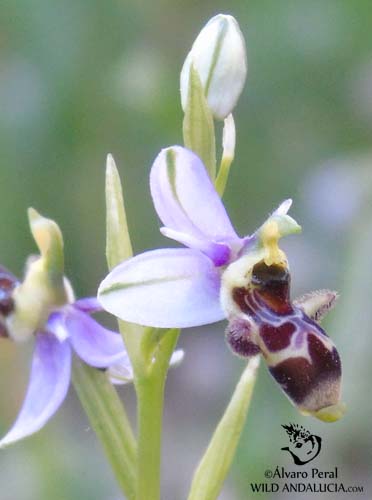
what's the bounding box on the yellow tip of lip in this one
[300,402,347,423]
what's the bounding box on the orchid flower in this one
[0,209,182,448]
[98,146,344,422]
[98,146,298,328]
[0,210,131,448]
[98,146,254,328]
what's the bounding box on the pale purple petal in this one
[73,297,103,314]
[108,356,134,385]
[160,227,231,266]
[98,248,225,328]
[0,333,71,448]
[239,234,257,256]
[64,307,126,368]
[47,311,69,341]
[150,146,240,246]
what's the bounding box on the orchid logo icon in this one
[281,423,322,466]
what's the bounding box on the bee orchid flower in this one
[98,146,344,422]
[98,146,299,328]
[0,209,134,448]
[0,209,184,447]
[99,146,258,328]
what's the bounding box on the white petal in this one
[98,248,225,328]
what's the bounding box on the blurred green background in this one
[1,1,372,499]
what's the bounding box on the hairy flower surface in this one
[98,146,344,421]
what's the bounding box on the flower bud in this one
[180,14,247,120]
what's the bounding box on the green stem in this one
[136,329,180,500]
[135,375,165,500]
[72,359,137,500]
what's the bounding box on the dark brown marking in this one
[269,334,341,407]
[232,287,256,316]
[252,261,293,314]
[260,322,296,352]
[0,266,18,317]
[0,266,18,337]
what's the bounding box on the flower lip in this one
[224,251,343,422]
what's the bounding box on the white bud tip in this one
[180,14,247,119]
[222,114,236,160]
[106,153,117,171]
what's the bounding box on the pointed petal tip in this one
[27,206,39,221]
[106,153,116,170]
[294,289,339,323]
[222,114,236,159]
[0,334,71,448]
[274,199,293,216]
[301,402,346,423]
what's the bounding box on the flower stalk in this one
[135,328,179,500]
